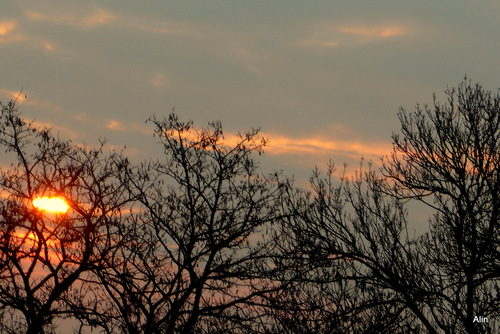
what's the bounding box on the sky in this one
[2,0,500,183]
[0,2,499,331]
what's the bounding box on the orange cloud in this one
[339,25,407,38]
[0,92,81,139]
[191,128,390,162]
[0,89,67,115]
[107,120,126,131]
[21,117,80,140]
[0,20,56,53]
[151,74,165,88]
[0,20,23,44]
[25,8,190,36]
[83,8,116,26]
[26,8,116,28]
[300,22,410,48]
[0,21,16,36]
[296,40,338,48]
[72,113,150,137]
[101,118,151,136]
[264,133,391,159]
[0,88,26,102]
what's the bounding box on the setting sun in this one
[32,196,69,213]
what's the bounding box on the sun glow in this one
[33,196,69,213]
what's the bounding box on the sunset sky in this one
[2,1,500,182]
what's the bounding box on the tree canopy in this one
[0,79,498,333]
[277,80,500,334]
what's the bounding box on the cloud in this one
[264,133,391,160]
[0,20,57,53]
[151,74,166,88]
[25,7,191,36]
[299,21,411,48]
[101,118,150,135]
[0,88,26,102]
[295,40,338,48]
[0,20,22,44]
[150,120,390,161]
[0,89,65,114]
[230,45,267,75]
[182,125,390,163]
[0,21,16,36]
[81,8,116,27]
[22,117,80,140]
[45,42,55,51]
[0,90,82,139]
[26,8,116,28]
[124,21,180,35]
[339,25,408,38]
[107,120,125,131]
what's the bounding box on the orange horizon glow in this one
[33,196,69,213]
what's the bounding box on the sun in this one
[32,196,69,213]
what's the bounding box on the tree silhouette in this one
[279,79,500,333]
[383,80,500,333]
[0,100,131,333]
[2,79,499,333]
[87,114,287,333]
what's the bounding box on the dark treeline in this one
[0,79,498,333]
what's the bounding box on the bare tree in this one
[6,79,497,333]
[383,79,500,333]
[90,114,287,333]
[280,80,500,333]
[0,100,131,333]
[270,162,425,333]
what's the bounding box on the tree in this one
[383,79,500,333]
[0,99,131,333]
[271,162,425,333]
[89,114,287,333]
[5,78,498,333]
[281,80,500,333]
